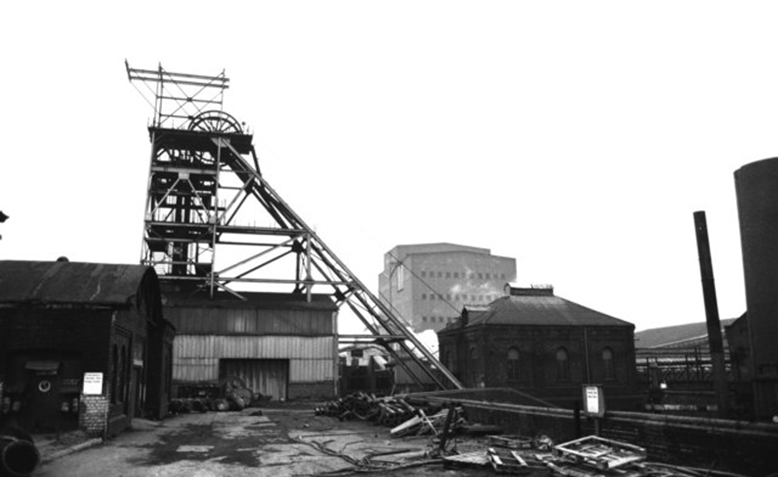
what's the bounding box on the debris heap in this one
[314,392,466,437]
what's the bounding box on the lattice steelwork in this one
[126,62,462,390]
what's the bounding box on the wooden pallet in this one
[489,434,535,450]
[488,447,550,475]
[553,436,646,470]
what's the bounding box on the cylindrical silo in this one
[734,157,778,419]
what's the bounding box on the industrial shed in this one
[0,260,175,437]
[438,284,639,410]
[162,291,339,401]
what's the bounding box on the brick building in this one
[378,243,516,332]
[437,284,639,410]
[0,260,175,437]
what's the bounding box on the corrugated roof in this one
[0,260,153,306]
[161,289,338,311]
[634,318,737,348]
[465,294,632,327]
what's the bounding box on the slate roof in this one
[464,292,632,328]
[0,260,154,306]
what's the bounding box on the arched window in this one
[111,345,118,404]
[120,345,127,403]
[556,347,570,381]
[602,347,615,381]
[507,347,520,381]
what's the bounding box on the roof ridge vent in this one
[504,282,554,296]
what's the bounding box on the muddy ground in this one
[33,403,515,477]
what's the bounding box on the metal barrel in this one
[0,427,40,477]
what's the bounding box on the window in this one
[422,293,427,300]
[421,271,426,278]
[507,347,520,380]
[446,272,451,278]
[120,345,128,403]
[430,294,436,300]
[438,271,443,278]
[422,316,428,322]
[454,272,459,278]
[478,273,483,279]
[602,347,615,381]
[111,345,118,404]
[556,347,570,381]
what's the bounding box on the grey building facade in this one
[378,243,516,332]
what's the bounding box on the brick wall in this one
[79,394,109,437]
[426,396,777,477]
[440,324,640,410]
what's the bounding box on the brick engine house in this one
[438,284,639,409]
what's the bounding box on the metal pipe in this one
[693,211,730,418]
[0,427,40,477]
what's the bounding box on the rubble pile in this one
[445,434,750,477]
[314,392,465,435]
[169,376,258,414]
[315,396,751,477]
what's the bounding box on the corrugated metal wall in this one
[166,307,334,335]
[173,335,335,383]
[220,359,289,400]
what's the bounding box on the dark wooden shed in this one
[0,260,175,437]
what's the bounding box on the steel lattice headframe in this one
[126,61,462,390]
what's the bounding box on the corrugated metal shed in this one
[173,358,333,383]
[166,307,334,335]
[162,290,338,311]
[174,335,335,359]
[0,260,153,306]
[635,319,736,349]
[173,335,335,383]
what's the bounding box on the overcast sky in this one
[2,1,776,333]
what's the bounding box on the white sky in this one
[2,1,776,333]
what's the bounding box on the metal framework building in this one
[125,62,462,391]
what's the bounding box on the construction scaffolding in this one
[125,61,462,391]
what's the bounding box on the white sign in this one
[83,372,104,395]
[585,386,600,415]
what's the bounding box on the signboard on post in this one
[583,385,605,418]
[83,372,104,395]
